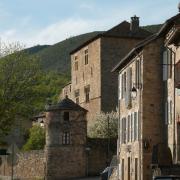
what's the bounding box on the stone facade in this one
[114,38,164,180]
[45,97,87,180]
[163,17,180,164]
[61,17,151,127]
[113,12,180,180]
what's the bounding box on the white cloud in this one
[0,18,110,47]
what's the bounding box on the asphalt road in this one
[77,177,100,180]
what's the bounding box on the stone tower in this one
[45,96,87,180]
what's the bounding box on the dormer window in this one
[84,49,88,65]
[63,112,69,121]
[62,132,70,145]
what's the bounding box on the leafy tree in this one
[0,43,69,143]
[23,125,45,151]
[88,111,118,138]
[0,43,44,139]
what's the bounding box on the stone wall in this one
[117,37,165,180]
[101,37,144,113]
[142,38,164,180]
[0,150,45,179]
[71,38,101,127]
[87,138,117,176]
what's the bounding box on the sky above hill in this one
[0,0,179,47]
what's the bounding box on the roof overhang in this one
[165,24,180,46]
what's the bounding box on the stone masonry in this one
[61,16,151,128]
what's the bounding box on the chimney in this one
[178,2,180,12]
[130,15,139,32]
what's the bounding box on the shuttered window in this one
[119,74,121,100]
[134,112,137,141]
[138,111,140,140]
[165,99,173,125]
[127,115,130,142]
[121,118,126,144]
[125,67,132,108]
[163,49,172,81]
[121,74,124,99]
[167,49,172,79]
[168,99,173,124]
[131,113,134,142]
[135,58,141,89]
[165,101,168,124]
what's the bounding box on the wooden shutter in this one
[130,114,132,142]
[125,118,127,143]
[131,113,134,141]
[169,100,172,124]
[163,50,168,81]
[165,101,168,124]
[139,59,142,88]
[121,74,124,99]
[167,49,172,79]
[125,68,132,108]
[119,74,121,100]
[134,112,137,141]
[122,118,124,144]
[120,118,122,144]
[138,111,140,140]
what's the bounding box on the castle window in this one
[62,132,70,145]
[84,49,88,65]
[74,89,80,104]
[63,112,69,121]
[75,61,78,71]
[91,67,93,76]
[75,77,78,84]
[84,85,90,103]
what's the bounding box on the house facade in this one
[112,12,180,180]
[113,35,164,180]
[62,16,151,127]
[160,13,180,164]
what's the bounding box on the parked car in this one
[153,175,180,180]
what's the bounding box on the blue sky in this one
[0,0,179,47]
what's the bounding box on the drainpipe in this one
[134,51,142,180]
[117,72,121,180]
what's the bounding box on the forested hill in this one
[27,31,103,73]
[26,24,162,74]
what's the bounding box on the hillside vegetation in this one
[26,24,162,74]
[28,31,103,73]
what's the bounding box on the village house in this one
[159,12,180,165]
[112,11,180,180]
[61,16,151,127]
